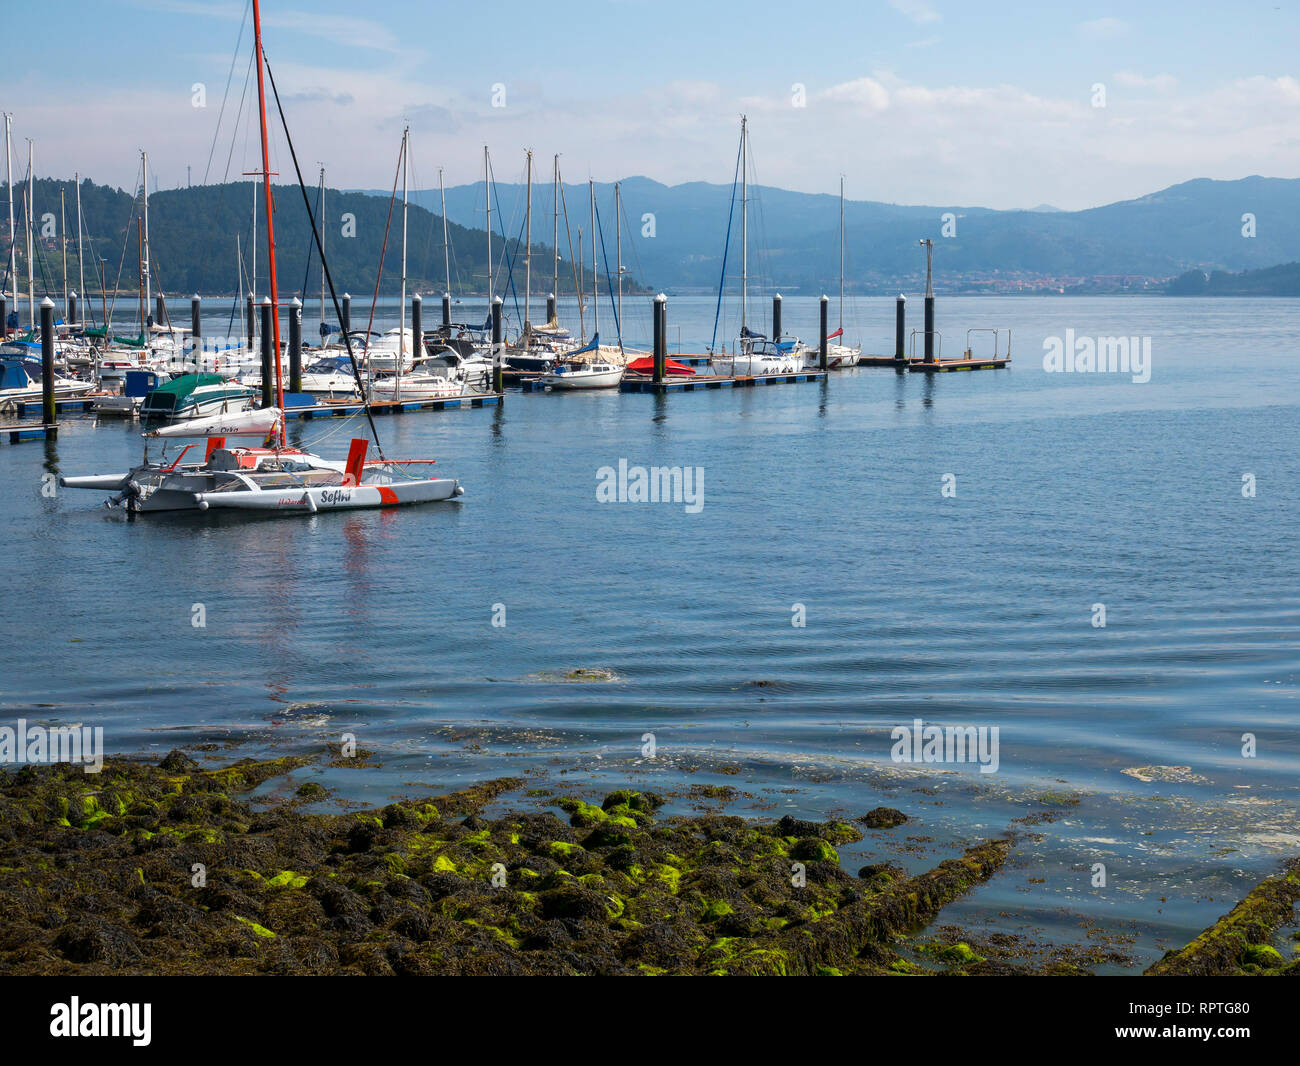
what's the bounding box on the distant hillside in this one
[0,178,627,310]
[1167,262,1300,296]
[363,174,1300,294]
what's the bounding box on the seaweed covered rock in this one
[0,759,1019,976]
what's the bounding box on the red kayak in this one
[626,356,696,376]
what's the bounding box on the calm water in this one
[4,295,1298,970]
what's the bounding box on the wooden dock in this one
[619,369,827,394]
[1,422,57,444]
[283,393,502,420]
[907,357,1010,374]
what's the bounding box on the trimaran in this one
[60,0,464,516]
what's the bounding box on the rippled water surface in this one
[3,295,1298,968]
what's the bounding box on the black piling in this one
[68,291,78,327]
[289,296,302,394]
[341,293,351,334]
[412,293,422,361]
[155,295,166,329]
[1,295,7,338]
[441,292,451,329]
[491,296,504,395]
[921,238,936,364]
[259,297,273,408]
[819,295,829,371]
[895,295,906,363]
[772,293,782,341]
[245,295,256,347]
[40,298,56,427]
[924,295,935,363]
[653,293,666,383]
[191,295,201,348]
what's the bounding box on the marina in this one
[0,0,1296,1006]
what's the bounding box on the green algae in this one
[7,748,1276,977]
[1146,857,1300,976]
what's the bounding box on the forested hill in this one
[0,177,605,302]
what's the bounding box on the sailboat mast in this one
[318,165,326,334]
[484,147,492,307]
[400,125,408,363]
[3,115,12,316]
[26,139,34,330]
[839,175,844,333]
[250,0,285,429]
[75,172,84,321]
[615,182,623,340]
[142,151,151,325]
[740,116,748,332]
[439,166,450,299]
[60,188,66,318]
[589,180,598,337]
[523,149,532,333]
[552,154,558,320]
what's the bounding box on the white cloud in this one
[888,0,941,25]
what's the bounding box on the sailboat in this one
[803,175,861,369]
[60,0,464,517]
[709,118,802,378]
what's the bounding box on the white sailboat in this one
[803,175,862,369]
[710,118,802,378]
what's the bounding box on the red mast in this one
[250,0,285,445]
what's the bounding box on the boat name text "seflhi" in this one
[596,458,704,514]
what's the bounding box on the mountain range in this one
[3,173,1298,305]
[364,174,1300,293]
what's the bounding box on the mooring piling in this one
[546,292,556,324]
[895,295,906,363]
[155,295,166,330]
[245,295,256,347]
[441,292,451,329]
[819,294,829,370]
[259,297,272,407]
[68,291,78,327]
[191,295,201,347]
[772,293,782,341]
[921,238,936,364]
[412,293,423,365]
[491,295,504,395]
[289,296,302,394]
[653,293,666,383]
[341,293,351,334]
[40,298,56,428]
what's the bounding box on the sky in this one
[5,0,1299,210]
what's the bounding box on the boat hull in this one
[195,479,464,513]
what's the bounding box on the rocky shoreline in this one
[0,751,1295,976]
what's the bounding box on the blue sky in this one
[6,0,1299,208]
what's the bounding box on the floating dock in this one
[1,422,57,444]
[283,393,502,420]
[5,396,102,417]
[619,369,826,394]
[907,356,1010,374]
[857,354,915,368]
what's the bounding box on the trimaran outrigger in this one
[60,0,464,517]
